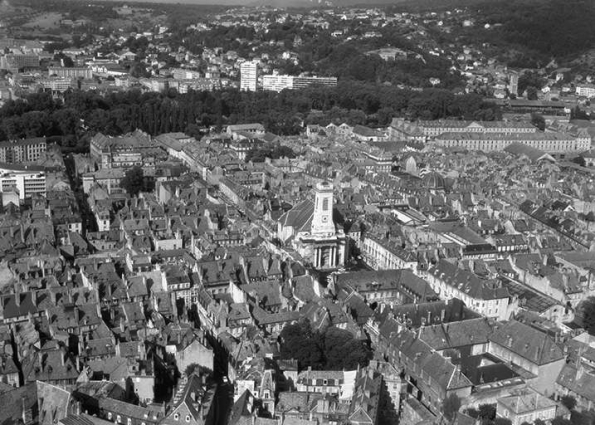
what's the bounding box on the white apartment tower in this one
[240,62,258,92]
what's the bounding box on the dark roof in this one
[277,199,314,232]
[428,260,509,301]
[335,269,436,301]
[418,317,493,351]
[504,143,555,163]
[489,320,565,365]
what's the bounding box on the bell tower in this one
[311,181,335,236]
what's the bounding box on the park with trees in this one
[278,320,372,371]
[0,85,501,151]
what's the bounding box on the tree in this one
[560,395,577,411]
[279,321,370,370]
[279,321,324,369]
[531,113,546,131]
[184,362,212,378]
[477,404,496,421]
[551,418,572,425]
[323,327,371,370]
[443,393,462,421]
[526,86,539,100]
[120,166,145,197]
[580,297,595,335]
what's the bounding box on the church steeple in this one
[311,181,335,236]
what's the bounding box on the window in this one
[127,419,132,425]
[174,414,179,421]
[322,198,329,211]
[116,416,121,424]
[186,416,191,423]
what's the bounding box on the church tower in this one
[311,181,336,236]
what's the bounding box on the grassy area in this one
[22,12,62,29]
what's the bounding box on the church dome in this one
[422,171,446,191]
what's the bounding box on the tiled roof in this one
[428,260,509,301]
[335,269,436,301]
[556,364,595,402]
[419,317,493,351]
[497,388,557,414]
[387,328,473,391]
[278,200,314,233]
[489,320,565,365]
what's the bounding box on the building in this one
[0,54,39,71]
[508,73,519,96]
[226,124,265,140]
[277,181,347,269]
[39,77,75,92]
[90,130,164,169]
[434,132,590,154]
[262,74,294,92]
[497,388,558,425]
[0,164,46,200]
[292,76,337,90]
[0,137,47,164]
[356,233,418,271]
[173,338,214,376]
[48,67,93,79]
[262,74,338,92]
[401,119,537,139]
[576,85,595,98]
[240,62,258,92]
[377,324,473,415]
[334,269,437,307]
[423,259,510,320]
[488,320,566,395]
[161,375,216,425]
[295,368,356,399]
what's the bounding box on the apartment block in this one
[0,138,47,164]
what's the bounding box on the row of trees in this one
[0,85,501,144]
[279,320,372,371]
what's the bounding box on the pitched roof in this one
[384,325,473,391]
[418,317,493,351]
[489,320,565,365]
[278,200,314,232]
[428,260,509,301]
[497,389,557,414]
[556,364,595,402]
[335,269,436,301]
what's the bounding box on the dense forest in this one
[0,85,500,149]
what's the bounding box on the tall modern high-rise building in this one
[508,72,519,97]
[240,62,258,92]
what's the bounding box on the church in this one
[277,181,346,269]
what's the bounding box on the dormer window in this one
[186,416,191,422]
[174,413,179,421]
